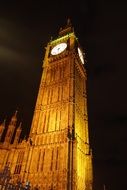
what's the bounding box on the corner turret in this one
[4,111,18,145]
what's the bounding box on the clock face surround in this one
[78,47,84,64]
[51,42,67,55]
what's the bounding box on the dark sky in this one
[0,1,127,190]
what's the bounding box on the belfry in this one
[0,21,93,190]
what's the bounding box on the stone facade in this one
[0,21,93,190]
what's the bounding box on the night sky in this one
[0,1,127,190]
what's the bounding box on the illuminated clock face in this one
[78,47,84,64]
[51,43,67,55]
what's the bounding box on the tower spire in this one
[10,110,18,125]
[67,18,72,26]
[59,19,74,36]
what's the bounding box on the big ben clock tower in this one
[26,20,93,190]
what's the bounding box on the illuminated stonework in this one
[0,21,93,190]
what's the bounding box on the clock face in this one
[78,47,84,64]
[51,43,67,55]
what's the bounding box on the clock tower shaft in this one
[26,21,93,190]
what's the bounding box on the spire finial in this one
[67,18,71,26]
[14,110,18,116]
[10,110,18,124]
[18,122,22,128]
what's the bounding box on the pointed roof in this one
[10,110,18,124]
[59,18,74,36]
[17,122,22,130]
